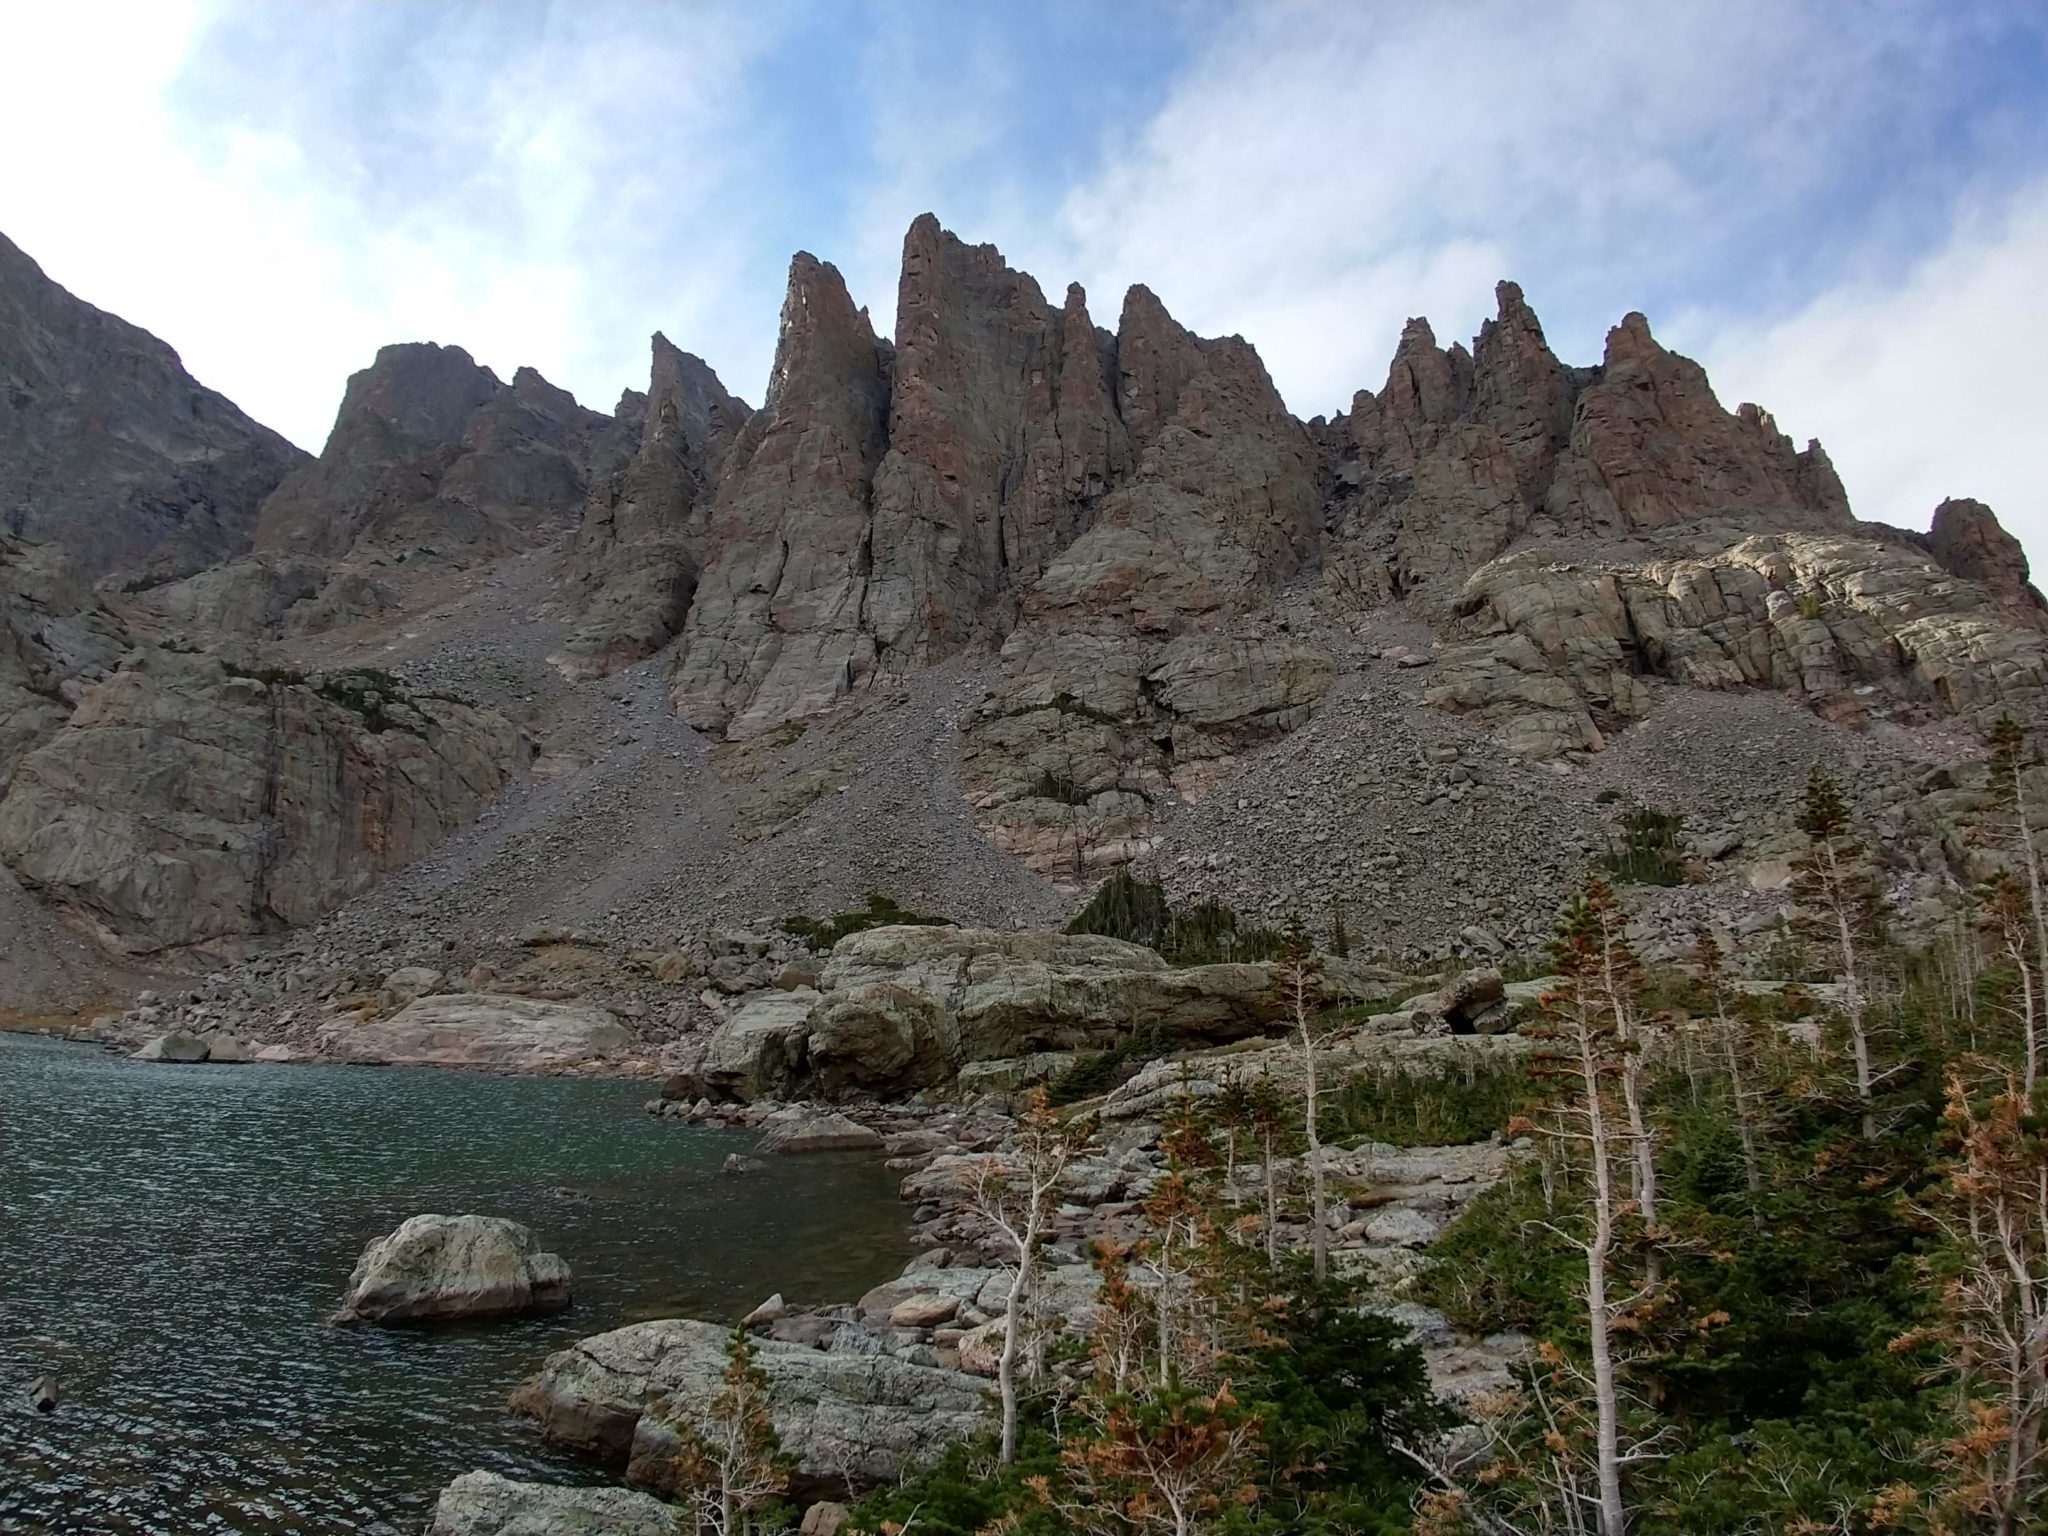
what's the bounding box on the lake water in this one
[0,1032,917,1534]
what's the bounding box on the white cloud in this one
[0,1,781,449]
[1686,176,2048,560]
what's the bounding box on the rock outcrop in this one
[318,994,634,1071]
[0,535,129,785]
[0,231,306,580]
[956,282,1330,875]
[254,345,623,565]
[0,649,524,953]
[427,1471,676,1536]
[1428,526,2048,757]
[510,1315,988,1496]
[1926,496,2047,620]
[698,925,1286,1101]
[333,1213,571,1324]
[552,335,751,678]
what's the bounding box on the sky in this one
[3,0,2045,558]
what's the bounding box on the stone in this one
[742,1293,787,1327]
[0,231,306,579]
[888,1293,960,1329]
[202,1033,254,1063]
[381,966,444,1009]
[702,988,820,1101]
[755,1108,885,1155]
[132,1030,210,1063]
[510,1317,988,1495]
[319,995,633,1071]
[26,1374,59,1414]
[425,1470,675,1536]
[332,1213,571,1324]
[800,1502,849,1536]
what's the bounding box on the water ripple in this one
[0,1033,914,1533]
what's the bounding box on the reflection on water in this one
[0,1031,915,1533]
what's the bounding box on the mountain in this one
[0,232,306,581]
[0,215,2043,1012]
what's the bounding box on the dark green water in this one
[0,1032,915,1534]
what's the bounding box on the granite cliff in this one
[1,214,2043,1002]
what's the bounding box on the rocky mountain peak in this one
[254,341,620,563]
[0,228,307,580]
[334,342,503,451]
[1928,496,2046,616]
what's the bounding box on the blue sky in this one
[4,1,2046,556]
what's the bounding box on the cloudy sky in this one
[4,0,2045,555]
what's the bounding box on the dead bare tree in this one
[1274,929,1330,1281]
[956,1089,1082,1466]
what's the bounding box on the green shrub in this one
[783,892,953,952]
[1604,802,1687,886]
[1324,1055,1537,1148]
[1045,1020,1175,1105]
[1030,766,1092,805]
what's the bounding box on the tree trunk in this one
[1300,1009,1327,1283]
[1577,1013,1628,1536]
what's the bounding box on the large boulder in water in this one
[510,1317,988,1496]
[318,994,634,1071]
[332,1214,571,1324]
[426,1470,675,1536]
[132,1030,210,1063]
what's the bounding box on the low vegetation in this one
[782,892,954,952]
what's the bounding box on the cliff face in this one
[0,231,307,580]
[2,214,2045,971]
[253,343,626,564]
[0,648,526,955]
[550,335,751,679]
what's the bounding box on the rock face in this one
[0,649,524,953]
[510,1316,988,1495]
[552,335,751,678]
[427,1471,677,1536]
[1926,496,2047,619]
[669,253,894,735]
[699,925,1286,1101]
[254,345,623,565]
[1428,527,2048,757]
[1327,289,1848,607]
[319,994,634,1070]
[0,231,307,580]
[333,1213,571,1324]
[955,281,1330,876]
[0,535,129,785]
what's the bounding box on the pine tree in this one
[668,1328,792,1536]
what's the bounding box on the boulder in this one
[510,1317,989,1496]
[1421,967,1507,1034]
[791,926,1284,1100]
[426,1470,675,1536]
[320,994,633,1071]
[755,1109,884,1155]
[332,1214,571,1324]
[132,1030,210,1063]
[202,1033,254,1063]
[702,989,819,1100]
[381,965,444,1009]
